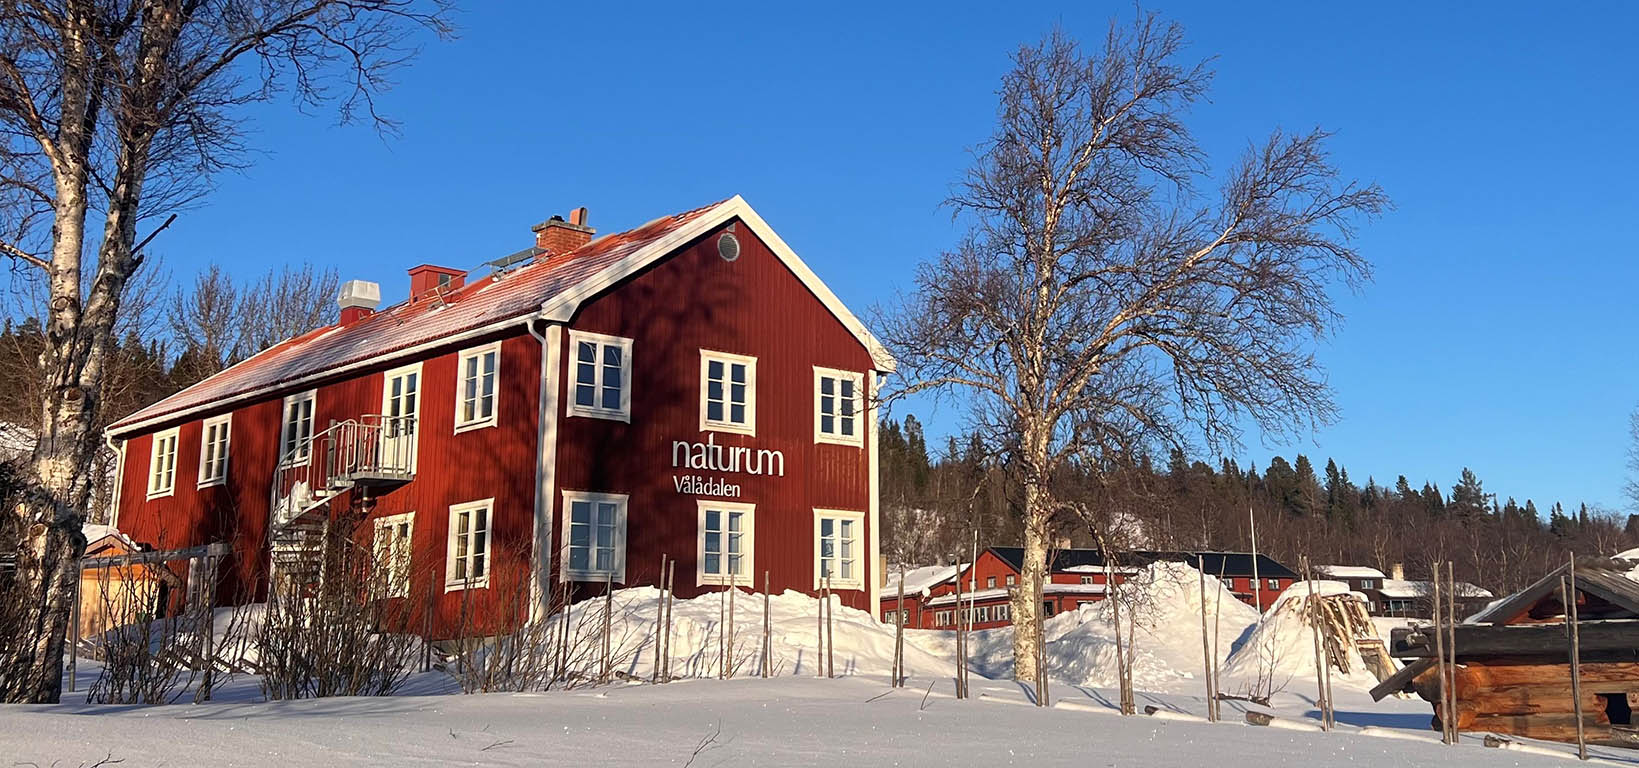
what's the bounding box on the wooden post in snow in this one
[762,570,771,679]
[815,577,825,678]
[653,555,667,683]
[557,581,573,682]
[1432,561,1450,743]
[727,574,737,679]
[601,572,614,684]
[951,554,964,698]
[1036,566,1048,707]
[825,577,835,679]
[67,565,81,693]
[1444,560,1458,745]
[663,560,675,682]
[717,582,727,680]
[1212,559,1227,722]
[1302,556,1329,731]
[1198,560,1215,721]
[894,563,906,688]
[199,554,219,701]
[1565,556,1588,760]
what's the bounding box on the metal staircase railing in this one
[270,414,417,529]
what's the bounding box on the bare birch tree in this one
[0,0,451,703]
[879,16,1386,682]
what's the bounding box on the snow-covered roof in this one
[110,197,894,436]
[1061,564,1141,574]
[1377,578,1492,599]
[1315,565,1387,579]
[883,564,963,597]
[925,582,1107,608]
[81,524,138,551]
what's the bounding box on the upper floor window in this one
[566,331,632,422]
[455,342,500,432]
[986,576,996,589]
[699,350,755,435]
[697,501,754,586]
[198,414,231,487]
[280,390,316,466]
[445,499,492,591]
[147,427,179,499]
[1080,575,1095,585]
[562,490,628,582]
[813,367,863,446]
[814,509,864,590]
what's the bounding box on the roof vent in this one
[337,280,381,324]
[717,232,740,262]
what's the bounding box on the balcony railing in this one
[270,414,416,526]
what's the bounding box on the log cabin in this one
[104,197,894,637]
[1371,556,1639,748]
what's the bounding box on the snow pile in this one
[962,561,1261,691]
[1218,580,1383,695]
[549,587,953,682]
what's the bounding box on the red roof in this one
[111,199,729,434]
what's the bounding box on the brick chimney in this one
[532,207,594,256]
[1390,562,1405,581]
[407,264,466,300]
[337,280,381,325]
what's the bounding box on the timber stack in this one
[1371,554,1639,748]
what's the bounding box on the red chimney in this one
[337,280,381,325]
[407,264,466,300]
[532,207,595,256]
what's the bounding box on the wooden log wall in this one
[1411,658,1639,746]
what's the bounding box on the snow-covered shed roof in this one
[883,564,963,597]
[109,197,894,437]
[1377,578,1492,600]
[1315,565,1387,579]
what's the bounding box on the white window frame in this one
[373,512,415,599]
[813,508,865,590]
[1005,574,1016,587]
[696,500,755,587]
[813,366,864,446]
[565,330,633,422]
[146,427,180,499]
[453,341,502,433]
[279,389,317,467]
[560,490,629,583]
[379,362,423,474]
[196,414,232,488]
[444,499,493,592]
[699,349,756,436]
[986,576,996,589]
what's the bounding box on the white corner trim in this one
[539,195,896,373]
[698,349,757,437]
[529,321,562,621]
[867,370,881,609]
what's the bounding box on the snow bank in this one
[1218,580,1383,696]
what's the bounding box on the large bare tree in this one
[0,0,450,703]
[880,17,1387,683]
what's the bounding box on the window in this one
[813,367,864,446]
[986,576,996,589]
[1267,578,1280,591]
[455,342,500,432]
[1080,575,1095,585]
[147,427,179,499]
[566,330,632,422]
[1359,578,1376,590]
[697,501,754,586]
[197,415,231,487]
[700,350,755,435]
[380,363,421,472]
[562,491,628,582]
[280,390,316,466]
[1005,574,1017,587]
[374,513,414,598]
[994,603,1010,622]
[935,609,953,627]
[814,509,864,590]
[1043,601,1056,618]
[445,499,492,591]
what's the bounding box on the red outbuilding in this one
[882,547,1298,630]
[106,197,894,635]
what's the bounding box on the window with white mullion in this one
[813,509,864,590]
[566,331,632,422]
[198,415,231,487]
[700,350,755,435]
[455,343,500,431]
[697,501,754,586]
[562,491,628,582]
[147,428,179,499]
[445,500,491,591]
[814,367,864,446]
[374,512,414,598]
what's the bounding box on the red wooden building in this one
[106,196,893,634]
[882,547,1299,630]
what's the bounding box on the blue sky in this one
[149,2,1638,512]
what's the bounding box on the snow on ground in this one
[11,563,1639,766]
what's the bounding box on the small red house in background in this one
[882,547,1298,630]
[105,196,894,636]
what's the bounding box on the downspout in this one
[103,432,125,529]
[527,315,563,623]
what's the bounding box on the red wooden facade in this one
[883,547,1298,631]
[108,197,891,635]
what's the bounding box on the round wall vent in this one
[717,232,741,262]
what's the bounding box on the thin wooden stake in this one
[653,554,667,683]
[1565,556,1587,760]
[951,555,965,698]
[893,563,906,688]
[762,570,771,679]
[1036,566,1048,707]
[815,577,825,678]
[663,561,675,682]
[1432,561,1450,743]
[825,577,835,679]
[601,572,614,684]
[1198,561,1215,721]
[718,582,727,679]
[727,574,737,679]
[1303,556,1329,731]
[1444,561,1457,745]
